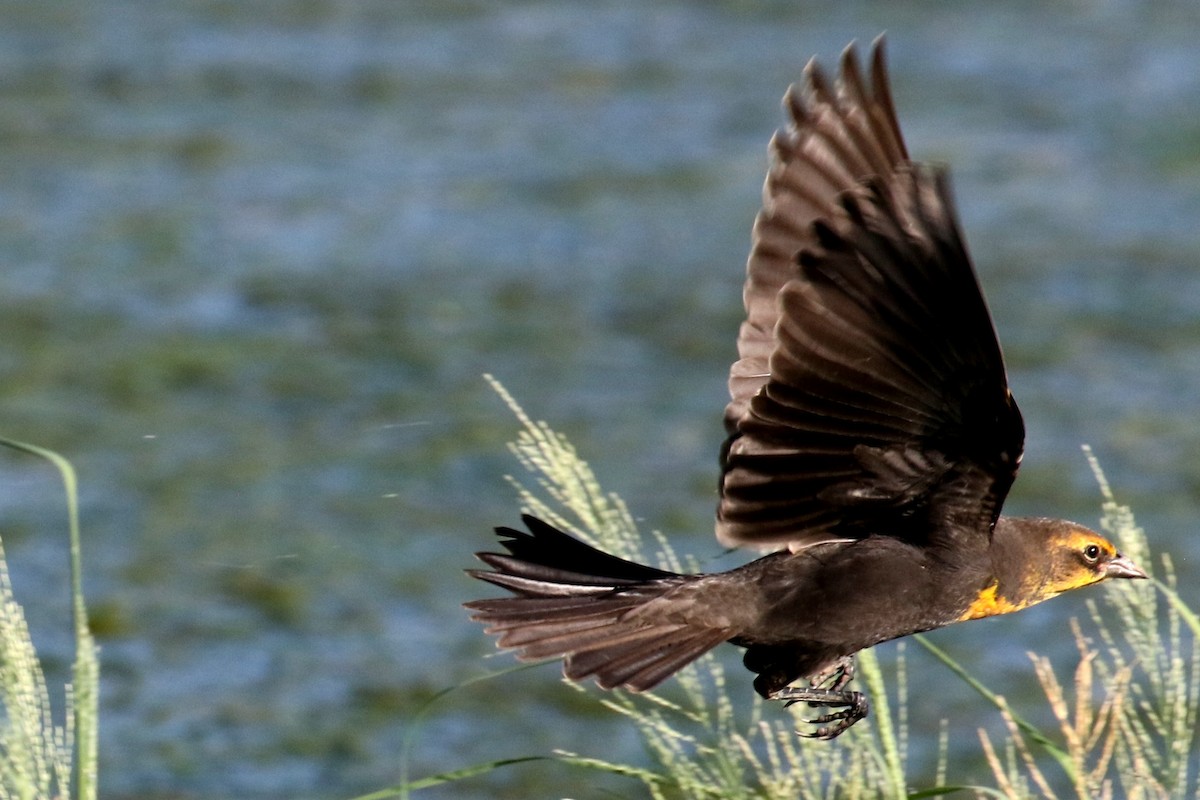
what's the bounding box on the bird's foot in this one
[770,685,869,740]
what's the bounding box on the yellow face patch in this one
[1045,565,1107,594]
[958,582,1029,621]
[1047,528,1117,594]
[1058,528,1117,559]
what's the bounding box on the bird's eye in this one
[1082,544,1101,563]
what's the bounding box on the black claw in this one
[767,656,868,739]
[806,709,853,726]
[769,685,869,739]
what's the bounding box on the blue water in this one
[0,1,1197,797]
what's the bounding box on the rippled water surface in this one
[1,1,1199,797]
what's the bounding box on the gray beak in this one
[1104,553,1148,580]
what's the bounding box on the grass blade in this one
[0,436,98,800]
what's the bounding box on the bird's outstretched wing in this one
[727,38,908,427]
[718,38,1024,552]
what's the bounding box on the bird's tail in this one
[465,515,731,692]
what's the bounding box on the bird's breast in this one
[955,580,1031,621]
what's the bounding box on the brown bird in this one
[465,36,1147,739]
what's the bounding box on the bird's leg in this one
[806,654,855,693]
[768,656,868,739]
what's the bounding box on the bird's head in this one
[962,517,1147,621]
[1008,517,1146,597]
[1034,519,1147,592]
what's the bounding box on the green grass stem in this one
[0,437,98,800]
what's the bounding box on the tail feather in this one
[565,627,690,683]
[631,630,732,688]
[566,627,730,691]
[466,596,636,627]
[488,607,657,649]
[489,516,676,583]
[469,562,618,597]
[518,622,683,661]
[466,515,733,692]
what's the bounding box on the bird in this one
[464,36,1147,739]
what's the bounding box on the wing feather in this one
[728,38,909,425]
[719,39,1024,552]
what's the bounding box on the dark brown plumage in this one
[466,36,1146,739]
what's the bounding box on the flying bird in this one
[465,36,1146,739]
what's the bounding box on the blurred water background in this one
[1,0,1199,797]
